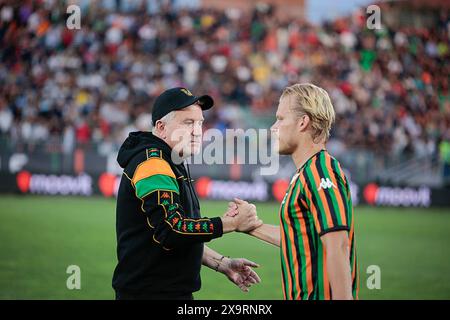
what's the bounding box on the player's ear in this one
[297,114,310,132]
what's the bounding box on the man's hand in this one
[218,257,261,292]
[224,200,280,246]
[221,198,262,233]
[232,198,263,232]
[224,201,238,217]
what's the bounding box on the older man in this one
[112,87,262,300]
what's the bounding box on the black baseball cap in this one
[151,87,214,125]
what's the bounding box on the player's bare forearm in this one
[321,231,353,300]
[248,224,280,247]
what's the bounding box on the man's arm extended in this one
[202,245,261,292]
[248,224,280,247]
[321,230,353,300]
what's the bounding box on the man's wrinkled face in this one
[270,96,299,155]
[163,104,204,158]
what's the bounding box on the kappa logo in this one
[161,192,170,199]
[181,88,193,96]
[317,178,336,191]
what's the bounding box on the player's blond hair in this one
[281,83,335,143]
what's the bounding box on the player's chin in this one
[274,142,287,155]
[277,143,293,155]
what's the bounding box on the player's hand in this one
[233,198,263,232]
[219,257,261,292]
[223,201,238,217]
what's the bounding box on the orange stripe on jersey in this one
[350,208,356,291]
[293,189,314,297]
[280,182,297,300]
[284,178,301,299]
[279,211,289,299]
[279,203,287,300]
[310,163,334,229]
[299,173,322,234]
[325,154,347,226]
[281,275,286,300]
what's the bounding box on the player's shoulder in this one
[301,150,345,182]
[303,150,337,169]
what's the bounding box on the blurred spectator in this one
[0,0,448,170]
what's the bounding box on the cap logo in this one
[181,88,193,96]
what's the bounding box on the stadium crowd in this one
[0,0,448,169]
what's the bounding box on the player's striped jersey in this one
[279,149,359,300]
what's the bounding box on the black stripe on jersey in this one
[301,170,326,232]
[280,216,294,299]
[298,192,318,300]
[314,155,339,228]
[331,158,350,226]
[286,181,304,299]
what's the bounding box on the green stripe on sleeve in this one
[332,159,353,217]
[135,174,179,198]
[318,153,343,226]
[304,167,329,230]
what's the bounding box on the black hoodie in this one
[112,132,223,296]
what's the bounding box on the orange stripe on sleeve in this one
[300,173,322,234]
[325,155,348,226]
[309,164,334,229]
[132,158,176,185]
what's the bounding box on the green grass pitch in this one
[0,195,449,299]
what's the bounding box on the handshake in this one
[222,198,263,233]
